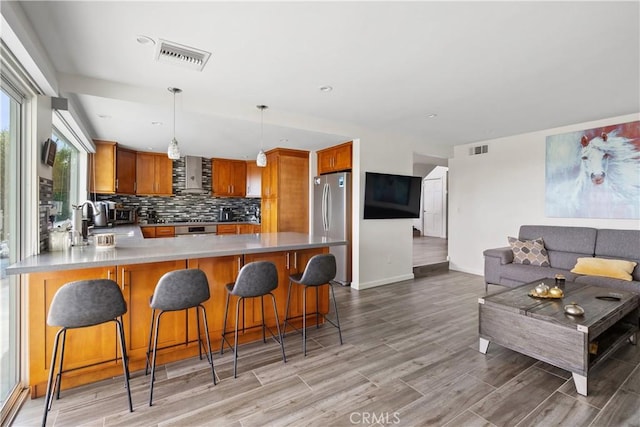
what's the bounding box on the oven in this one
[174,225,217,237]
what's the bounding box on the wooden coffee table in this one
[478,279,639,396]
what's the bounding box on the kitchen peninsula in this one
[8,229,346,398]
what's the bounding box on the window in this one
[50,131,79,223]
[0,78,21,420]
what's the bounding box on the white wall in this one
[449,113,640,276]
[356,134,415,289]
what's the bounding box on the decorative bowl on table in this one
[528,283,564,299]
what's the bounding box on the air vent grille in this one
[469,144,489,156]
[155,39,211,71]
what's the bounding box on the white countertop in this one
[7,229,346,274]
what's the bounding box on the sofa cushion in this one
[595,229,640,281]
[499,263,578,285]
[519,225,597,270]
[508,237,550,267]
[574,275,640,294]
[571,257,637,281]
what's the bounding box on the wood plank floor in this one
[13,271,640,426]
[413,236,447,267]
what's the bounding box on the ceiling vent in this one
[155,39,211,71]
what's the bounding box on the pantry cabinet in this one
[245,161,262,197]
[260,148,309,233]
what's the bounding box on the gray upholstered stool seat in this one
[284,253,343,356]
[43,279,132,426]
[148,269,216,406]
[220,261,286,378]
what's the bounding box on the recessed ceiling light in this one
[151,121,163,126]
[427,113,438,118]
[319,85,333,92]
[136,35,155,45]
[146,146,154,150]
[97,114,111,119]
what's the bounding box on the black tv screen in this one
[363,172,422,219]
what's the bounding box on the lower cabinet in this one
[187,255,243,341]
[26,248,329,397]
[118,260,187,360]
[217,223,261,235]
[141,226,175,238]
[27,266,118,398]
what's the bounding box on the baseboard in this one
[353,273,415,290]
[413,262,449,277]
[448,263,483,277]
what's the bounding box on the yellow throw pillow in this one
[571,257,637,281]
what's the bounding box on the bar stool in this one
[43,279,132,426]
[283,253,343,356]
[148,269,216,406]
[220,261,286,378]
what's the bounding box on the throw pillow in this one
[571,257,637,281]
[508,236,550,267]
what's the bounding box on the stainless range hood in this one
[183,156,208,193]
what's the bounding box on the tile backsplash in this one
[94,157,260,223]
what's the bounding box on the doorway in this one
[412,164,448,268]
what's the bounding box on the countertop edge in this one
[7,232,347,275]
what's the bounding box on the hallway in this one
[412,236,447,267]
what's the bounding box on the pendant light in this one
[256,105,268,167]
[167,87,182,160]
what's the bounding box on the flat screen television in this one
[363,171,421,219]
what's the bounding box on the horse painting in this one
[546,122,640,219]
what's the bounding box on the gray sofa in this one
[483,225,640,294]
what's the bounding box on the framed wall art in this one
[545,120,640,219]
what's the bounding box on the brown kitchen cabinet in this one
[155,226,175,238]
[212,158,246,197]
[243,247,328,328]
[140,226,174,238]
[118,260,187,360]
[136,152,173,196]
[245,160,262,197]
[89,141,136,194]
[27,266,119,398]
[260,148,309,233]
[115,147,137,194]
[217,224,261,235]
[141,226,156,238]
[216,224,238,235]
[187,255,243,341]
[239,224,261,234]
[317,141,352,175]
[25,247,331,397]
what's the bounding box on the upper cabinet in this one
[317,141,352,175]
[135,152,173,196]
[89,140,136,194]
[245,161,262,198]
[116,148,137,194]
[212,158,246,197]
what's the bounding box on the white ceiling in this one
[16,1,640,160]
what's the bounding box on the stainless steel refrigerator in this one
[313,171,352,286]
